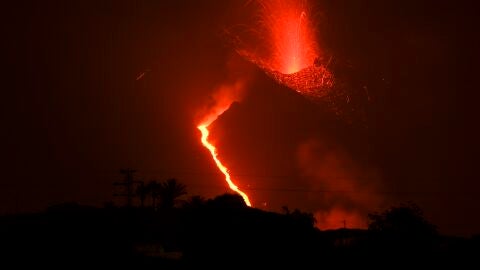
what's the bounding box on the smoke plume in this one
[296,138,383,229]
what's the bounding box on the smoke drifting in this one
[296,139,383,229]
[197,80,246,127]
[195,55,255,124]
[196,55,255,206]
[1,0,475,236]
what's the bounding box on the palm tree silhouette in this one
[135,181,148,208]
[145,180,161,209]
[183,195,206,209]
[158,178,187,209]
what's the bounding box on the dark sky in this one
[1,0,479,236]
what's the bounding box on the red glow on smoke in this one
[297,139,383,230]
[315,207,367,230]
[197,81,252,207]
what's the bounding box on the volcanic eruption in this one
[195,0,371,216]
[196,0,334,208]
[232,0,334,100]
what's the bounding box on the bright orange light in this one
[233,0,334,100]
[260,0,319,74]
[197,122,252,207]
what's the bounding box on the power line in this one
[187,184,480,196]
[113,168,142,207]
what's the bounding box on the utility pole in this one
[113,168,137,207]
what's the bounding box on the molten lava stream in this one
[198,123,252,207]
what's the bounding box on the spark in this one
[258,0,318,74]
[136,72,146,81]
[231,0,334,101]
[135,69,151,81]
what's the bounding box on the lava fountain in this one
[195,0,334,208]
[197,81,252,207]
[259,0,319,74]
[233,0,334,100]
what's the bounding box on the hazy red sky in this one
[1,0,479,236]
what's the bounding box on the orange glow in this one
[259,0,319,74]
[315,208,367,230]
[197,96,252,206]
[233,0,334,100]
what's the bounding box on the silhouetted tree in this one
[290,208,317,228]
[208,193,247,209]
[368,202,437,235]
[158,178,187,209]
[183,195,206,209]
[280,206,316,228]
[135,181,147,208]
[368,202,438,251]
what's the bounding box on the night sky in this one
[2,0,479,236]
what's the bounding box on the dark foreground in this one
[1,201,479,268]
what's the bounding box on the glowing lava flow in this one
[197,119,252,207]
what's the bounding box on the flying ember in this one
[233,0,334,100]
